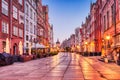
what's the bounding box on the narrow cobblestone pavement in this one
[0,52,120,80]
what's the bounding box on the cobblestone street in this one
[0,52,120,80]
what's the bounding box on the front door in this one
[13,44,17,55]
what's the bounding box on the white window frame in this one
[13,26,18,36]
[2,21,9,34]
[13,6,18,19]
[2,0,8,16]
[30,22,32,33]
[30,8,32,19]
[19,29,23,37]
[26,19,29,31]
[34,12,36,21]
[18,0,23,5]
[26,4,29,16]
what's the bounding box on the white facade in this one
[24,0,37,53]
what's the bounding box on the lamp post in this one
[34,38,38,54]
[85,41,88,52]
[106,35,110,48]
[84,41,88,56]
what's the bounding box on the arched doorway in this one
[13,43,18,55]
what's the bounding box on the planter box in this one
[19,55,32,62]
[117,60,120,65]
[32,55,37,59]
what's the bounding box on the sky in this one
[42,0,96,43]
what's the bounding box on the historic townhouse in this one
[0,0,24,55]
[42,5,51,47]
[11,0,24,55]
[70,34,75,52]
[101,0,120,56]
[0,0,10,53]
[36,0,45,45]
[86,15,91,52]
[94,0,102,53]
[89,3,96,53]
[83,16,91,52]
[24,0,37,54]
[75,27,80,51]
[81,23,86,52]
[0,0,53,55]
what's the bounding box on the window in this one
[30,8,32,19]
[26,35,29,41]
[30,35,32,42]
[119,0,120,8]
[116,35,120,43]
[26,19,29,31]
[26,4,29,15]
[2,0,8,16]
[30,22,32,33]
[13,26,18,36]
[34,25,36,34]
[40,29,44,36]
[33,1,36,8]
[2,21,9,34]
[104,15,106,31]
[13,6,18,19]
[107,11,109,29]
[29,0,32,4]
[34,12,36,21]
[18,0,22,5]
[26,43,29,47]
[19,29,23,37]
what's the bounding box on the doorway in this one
[13,43,18,55]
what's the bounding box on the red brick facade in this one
[11,0,24,55]
[0,0,24,55]
[36,0,44,44]
[42,6,50,47]
[0,0,10,53]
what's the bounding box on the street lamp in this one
[34,38,38,54]
[76,45,80,52]
[85,41,88,45]
[84,41,88,52]
[106,35,110,48]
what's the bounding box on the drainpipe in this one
[10,0,12,54]
[114,0,117,48]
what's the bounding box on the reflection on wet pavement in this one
[0,52,120,80]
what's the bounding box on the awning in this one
[32,43,46,49]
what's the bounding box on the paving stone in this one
[0,53,120,80]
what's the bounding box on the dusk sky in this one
[42,0,96,43]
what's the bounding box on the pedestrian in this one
[112,48,117,63]
[101,46,106,58]
[107,48,112,60]
[117,49,120,60]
